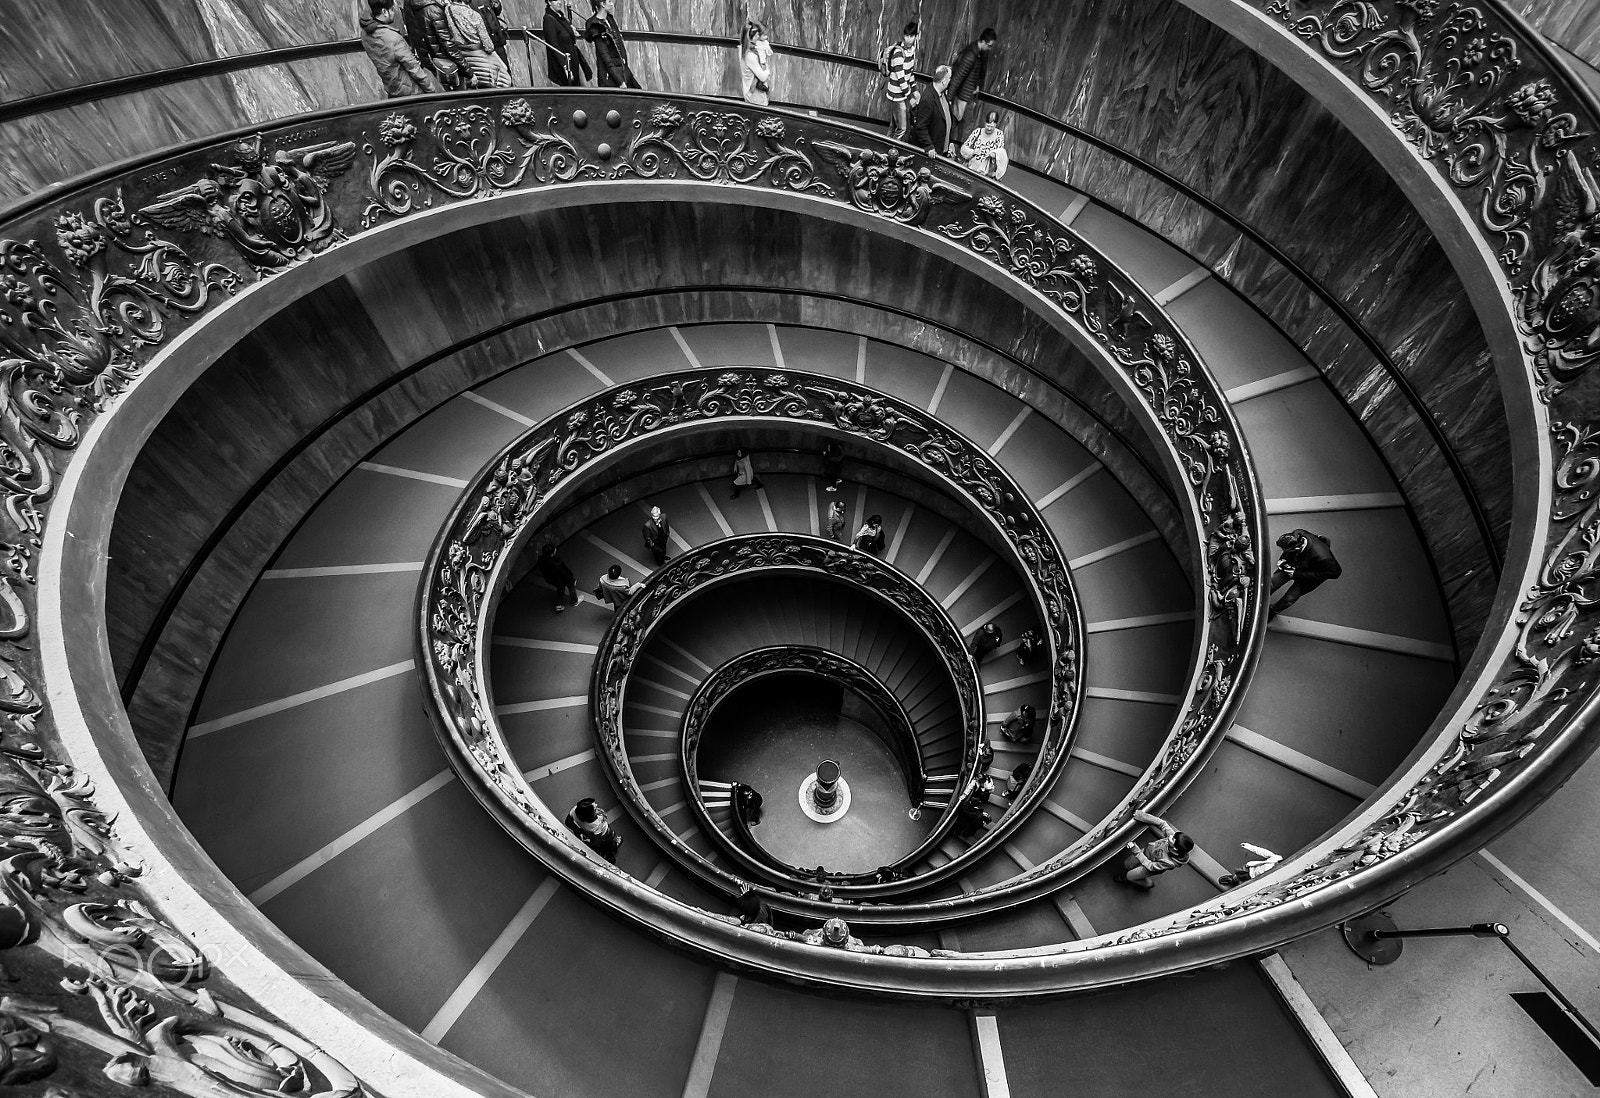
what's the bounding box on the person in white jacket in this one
[960,111,1010,179]
[740,21,774,105]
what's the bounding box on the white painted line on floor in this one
[669,326,703,369]
[632,676,692,701]
[1224,365,1319,403]
[189,659,415,739]
[1068,530,1160,569]
[638,503,694,553]
[682,972,740,1098]
[567,347,613,387]
[260,562,424,580]
[495,695,587,716]
[1185,843,1232,887]
[766,323,786,371]
[984,671,1050,695]
[962,591,1025,635]
[1003,843,1035,871]
[422,877,560,1043]
[658,800,688,817]
[249,769,454,906]
[580,531,654,578]
[915,527,959,584]
[886,502,915,563]
[694,481,736,537]
[1070,746,1142,777]
[1085,685,1181,705]
[1086,611,1194,633]
[1040,799,1092,832]
[661,638,715,674]
[855,334,868,383]
[1479,850,1600,955]
[973,1014,1012,1098]
[1060,193,1091,225]
[627,727,680,739]
[941,557,995,609]
[644,653,702,685]
[633,752,679,764]
[640,776,680,793]
[494,637,599,655]
[1259,954,1382,1098]
[1227,725,1375,799]
[462,389,537,426]
[644,860,672,888]
[1266,493,1406,514]
[523,748,597,781]
[927,362,955,415]
[1036,463,1102,509]
[357,462,468,489]
[631,702,682,719]
[758,487,778,532]
[807,476,820,536]
[1154,267,1210,306]
[1269,616,1455,662]
[987,407,1032,456]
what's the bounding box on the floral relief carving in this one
[614,107,832,195]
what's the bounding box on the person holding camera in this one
[740,21,774,105]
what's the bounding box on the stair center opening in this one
[698,672,934,874]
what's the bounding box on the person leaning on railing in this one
[441,0,512,88]
[541,0,593,85]
[1112,808,1193,890]
[948,27,997,145]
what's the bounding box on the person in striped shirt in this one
[885,21,920,140]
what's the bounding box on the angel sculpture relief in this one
[139,135,358,271]
[812,140,971,225]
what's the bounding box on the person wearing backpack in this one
[441,0,511,88]
[948,28,998,144]
[881,21,920,140]
[469,0,510,69]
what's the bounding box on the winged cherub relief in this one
[138,135,358,272]
[811,140,972,225]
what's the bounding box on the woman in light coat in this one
[960,110,1010,179]
[443,0,512,88]
[740,21,774,105]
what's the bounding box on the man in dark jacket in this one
[536,543,578,612]
[642,505,671,566]
[404,0,457,86]
[907,65,955,156]
[542,0,593,85]
[361,0,439,98]
[585,0,640,88]
[948,28,997,143]
[1268,529,1342,619]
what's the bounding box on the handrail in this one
[591,544,979,902]
[0,28,1500,574]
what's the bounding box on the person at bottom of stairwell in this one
[853,514,886,555]
[1268,529,1341,619]
[1003,760,1032,799]
[822,440,844,493]
[1000,702,1036,743]
[565,797,622,862]
[537,542,578,612]
[1113,808,1193,890]
[642,505,671,566]
[826,500,848,542]
[596,564,642,610]
[731,448,763,499]
[970,622,1003,662]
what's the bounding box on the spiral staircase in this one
[6,3,1600,1097]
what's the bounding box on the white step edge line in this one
[807,476,820,536]
[1054,891,1097,939]
[927,362,955,415]
[189,659,415,739]
[660,637,715,674]
[1478,850,1600,955]
[631,676,692,701]
[629,702,681,719]
[639,776,679,793]
[766,323,786,371]
[915,527,959,585]
[695,481,736,537]
[1153,266,1210,306]
[1060,193,1091,225]
[633,752,679,764]
[260,562,423,580]
[1039,799,1092,832]
[493,637,599,655]
[1036,462,1102,510]
[669,326,703,369]
[644,859,673,888]
[757,487,779,533]
[645,651,703,684]
[972,1014,1012,1098]
[522,748,597,782]
[580,530,654,578]
[1227,725,1376,800]
[626,727,680,740]
[567,346,614,387]
[1269,615,1455,662]
[357,462,468,489]
[1259,954,1382,1098]
[941,557,995,609]
[854,334,868,383]
[1266,493,1406,514]
[984,671,1050,695]
[1224,365,1319,403]
[421,877,561,1043]
[249,769,454,906]
[1085,610,1195,633]
[495,695,587,716]
[1068,529,1160,569]
[461,389,537,426]
[1069,746,1143,778]
[987,407,1032,456]
[1084,685,1181,705]
[886,502,916,564]
[962,591,1026,635]
[681,972,740,1098]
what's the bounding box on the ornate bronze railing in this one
[588,545,980,900]
[680,645,927,886]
